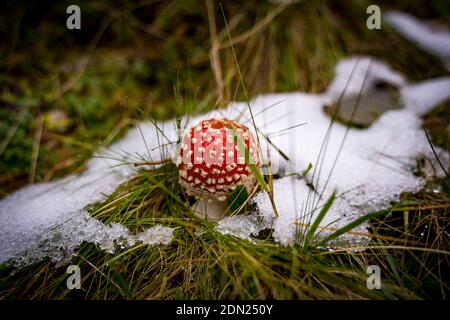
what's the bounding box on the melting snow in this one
[401,77,450,116]
[0,121,177,267]
[136,226,175,246]
[1,11,450,267]
[326,57,406,98]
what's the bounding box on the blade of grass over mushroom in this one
[233,129,279,218]
[233,130,269,193]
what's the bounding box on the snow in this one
[1,11,450,266]
[385,11,450,71]
[136,226,175,246]
[326,56,406,99]
[218,59,450,245]
[401,77,450,116]
[0,121,177,267]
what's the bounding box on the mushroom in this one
[176,119,260,220]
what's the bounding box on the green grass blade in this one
[249,164,269,193]
[302,163,313,176]
[227,185,249,214]
[318,209,389,246]
[377,240,404,286]
[233,130,269,193]
[424,128,449,179]
[304,191,336,248]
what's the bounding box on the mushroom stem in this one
[191,199,227,221]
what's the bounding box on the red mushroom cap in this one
[177,119,260,201]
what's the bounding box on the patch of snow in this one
[401,77,450,116]
[0,120,177,267]
[326,56,406,99]
[136,226,175,246]
[218,58,450,245]
[385,11,450,71]
[217,213,273,241]
[4,203,175,268]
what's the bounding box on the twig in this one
[218,3,289,50]
[0,106,29,157]
[206,0,225,103]
[424,128,449,179]
[29,115,44,183]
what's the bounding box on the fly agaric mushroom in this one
[177,119,260,220]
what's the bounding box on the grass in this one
[0,163,447,299]
[0,0,449,299]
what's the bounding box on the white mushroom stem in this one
[191,199,227,221]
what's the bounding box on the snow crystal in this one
[217,213,272,241]
[385,11,450,71]
[136,226,175,246]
